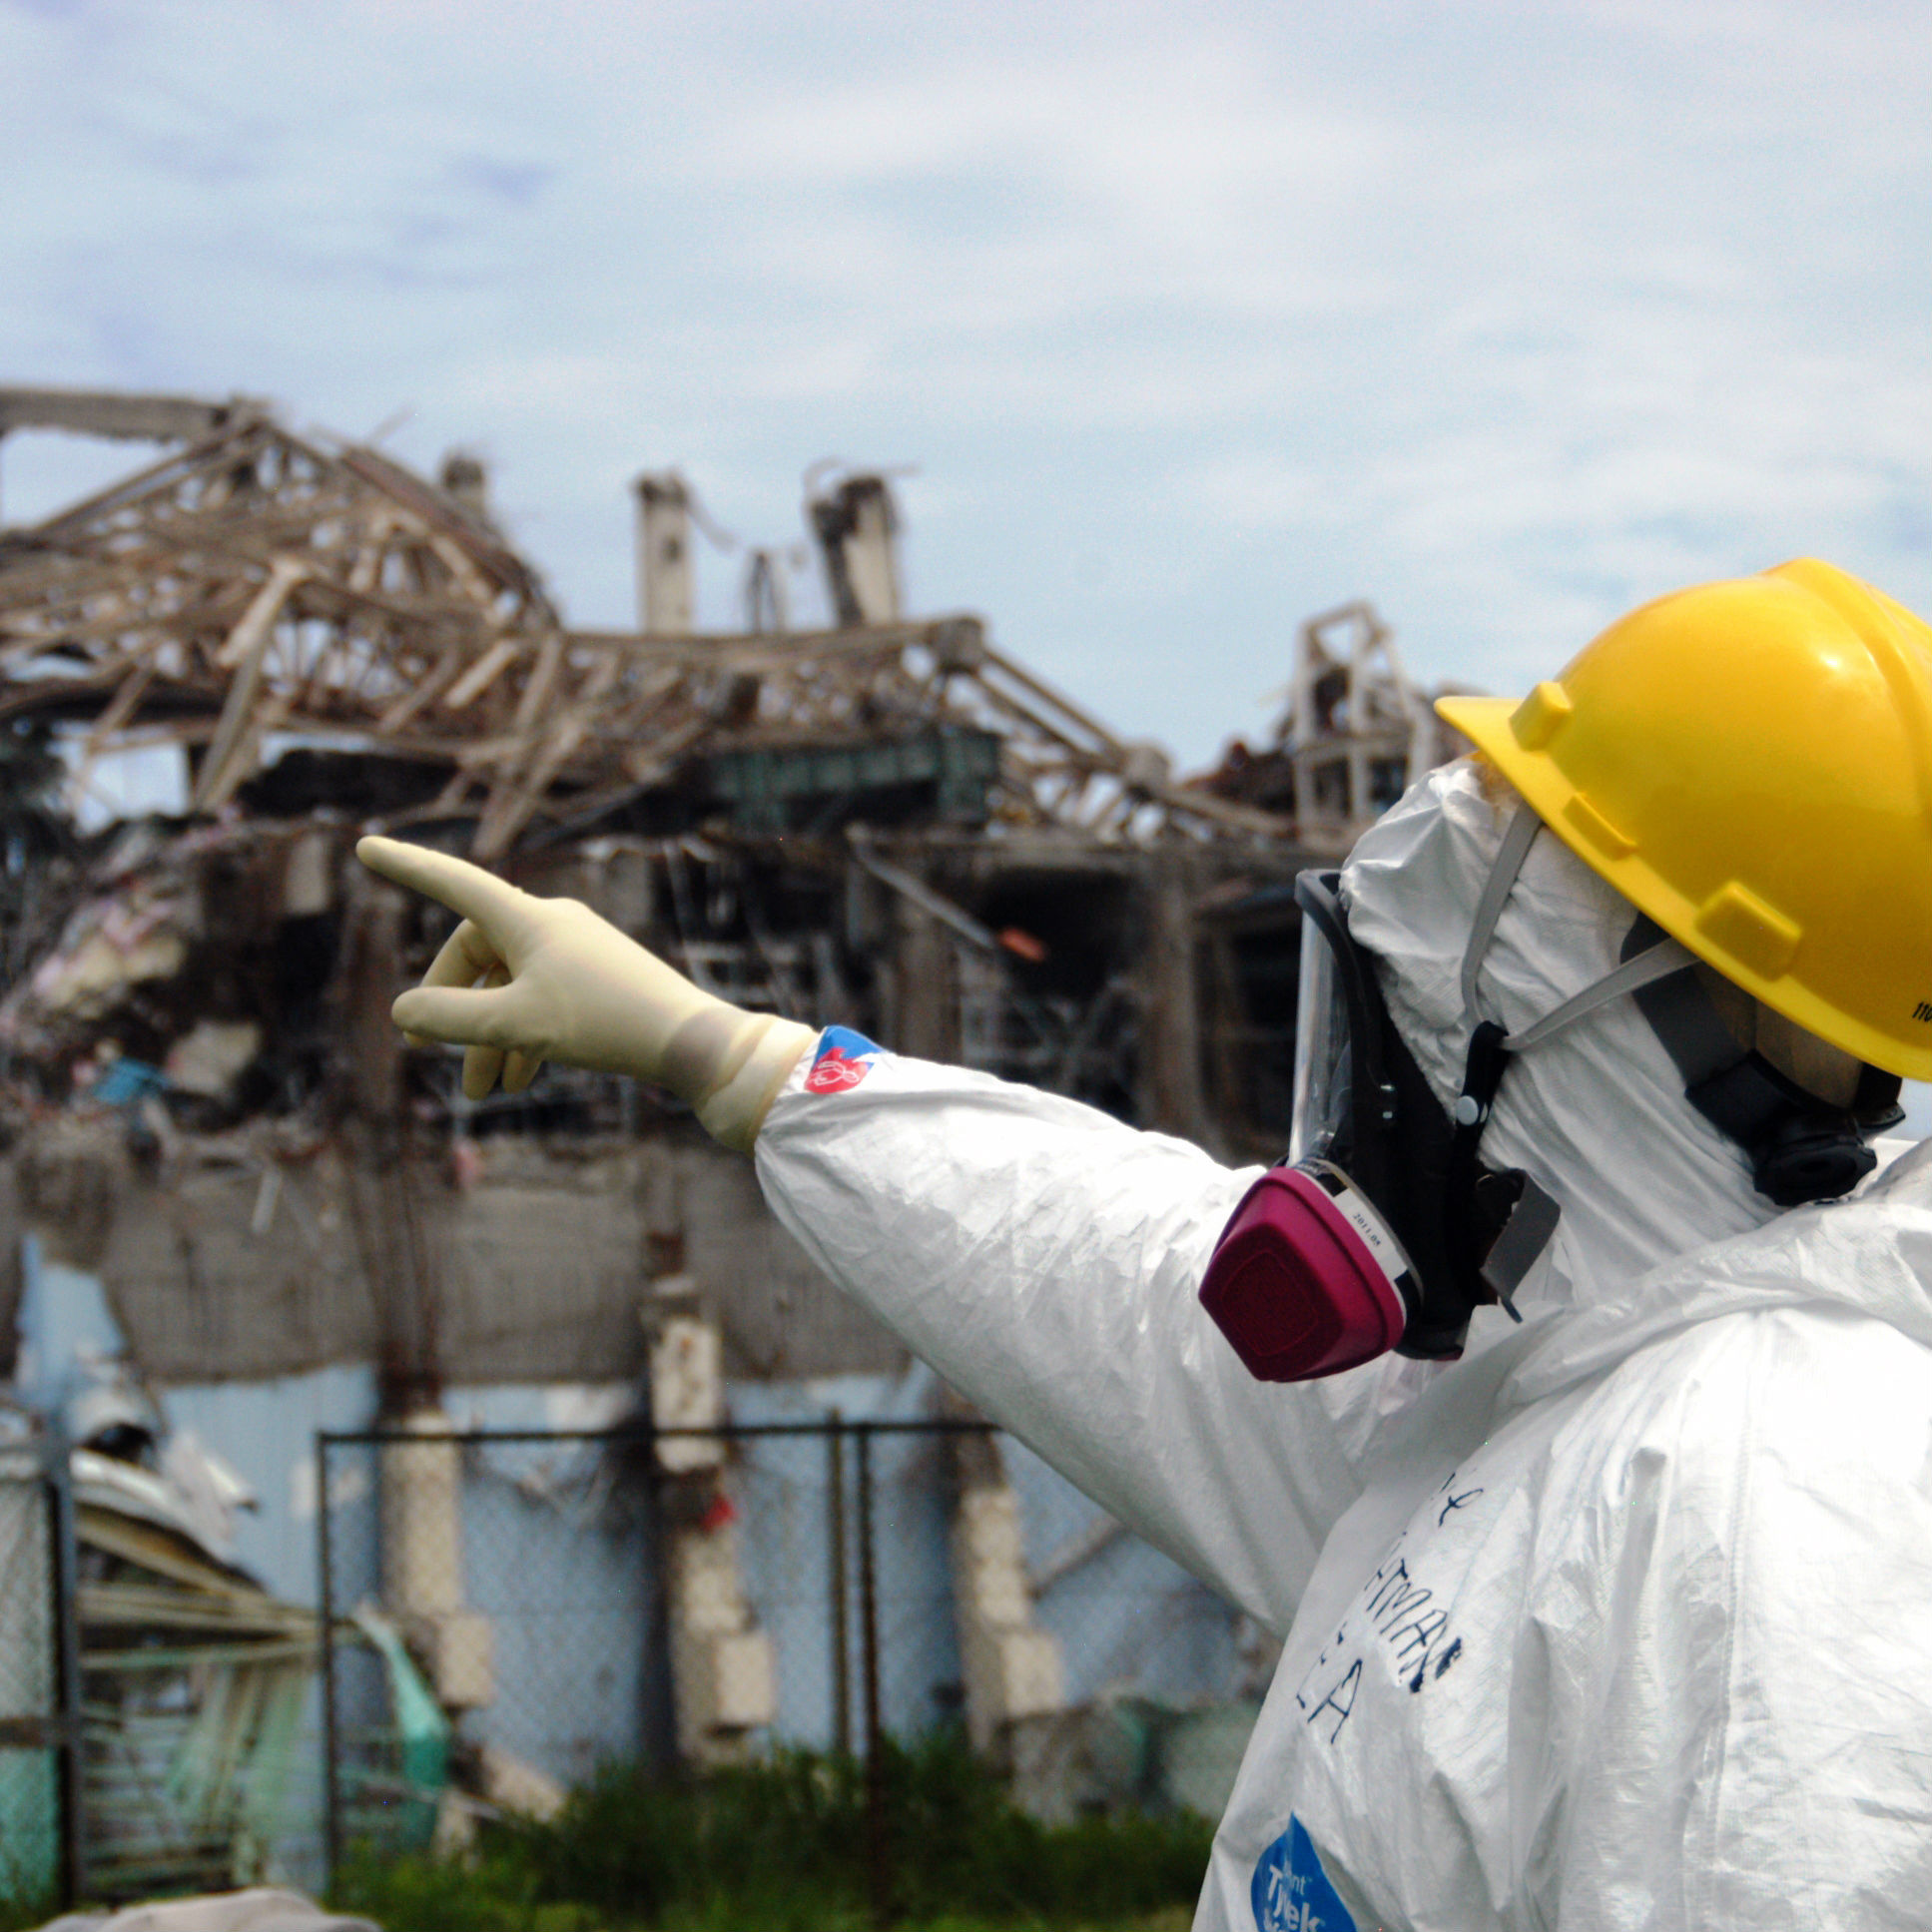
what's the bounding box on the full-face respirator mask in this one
[1198,806,1904,1384]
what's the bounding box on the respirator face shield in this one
[1198,868,1563,1383]
[1205,871,1420,1380]
[1287,887,1365,1174]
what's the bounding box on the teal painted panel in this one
[703,729,1001,830]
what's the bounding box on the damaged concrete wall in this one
[9,1122,904,1387]
[0,797,1315,1394]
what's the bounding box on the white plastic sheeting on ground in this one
[38,1891,376,1932]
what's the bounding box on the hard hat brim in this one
[1435,691,1932,1085]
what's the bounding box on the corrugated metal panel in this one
[162,1366,377,1605]
[703,727,1003,832]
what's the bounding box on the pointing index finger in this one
[356,837,535,951]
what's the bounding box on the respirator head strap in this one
[1445,1018,1528,1323]
[1448,807,1694,1317]
[1443,934,1690,1311]
[1476,1170,1562,1305]
[1443,804,1559,1327]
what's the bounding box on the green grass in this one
[0,1893,60,1932]
[329,1736,1212,1932]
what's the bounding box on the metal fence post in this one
[828,1415,850,1757]
[638,1423,677,1774]
[317,1432,341,1885]
[856,1423,892,1927]
[45,1419,85,1908]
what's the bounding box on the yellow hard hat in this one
[1437,558,1932,1083]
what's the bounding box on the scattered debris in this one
[1192,599,1472,829]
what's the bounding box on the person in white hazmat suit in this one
[358,556,1932,1929]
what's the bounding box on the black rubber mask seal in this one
[1294,873,1555,1356]
[1621,916,1900,1206]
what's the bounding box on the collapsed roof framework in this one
[0,399,1288,859]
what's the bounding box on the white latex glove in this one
[355,836,817,1153]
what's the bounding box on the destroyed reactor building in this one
[0,386,1470,1891]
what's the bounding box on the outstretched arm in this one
[357,838,1384,1624]
[757,1041,1373,1628]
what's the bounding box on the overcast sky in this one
[3,0,1929,773]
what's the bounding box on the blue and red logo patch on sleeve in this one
[805,1026,886,1094]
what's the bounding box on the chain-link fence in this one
[0,1441,80,1914]
[318,1418,1268,1885]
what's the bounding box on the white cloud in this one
[1,0,1929,764]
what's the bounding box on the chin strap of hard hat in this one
[1450,804,1697,1316]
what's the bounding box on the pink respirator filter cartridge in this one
[1198,1164,1409,1382]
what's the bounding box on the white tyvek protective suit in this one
[757,760,1932,1927]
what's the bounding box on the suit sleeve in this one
[755,1042,1422,1631]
